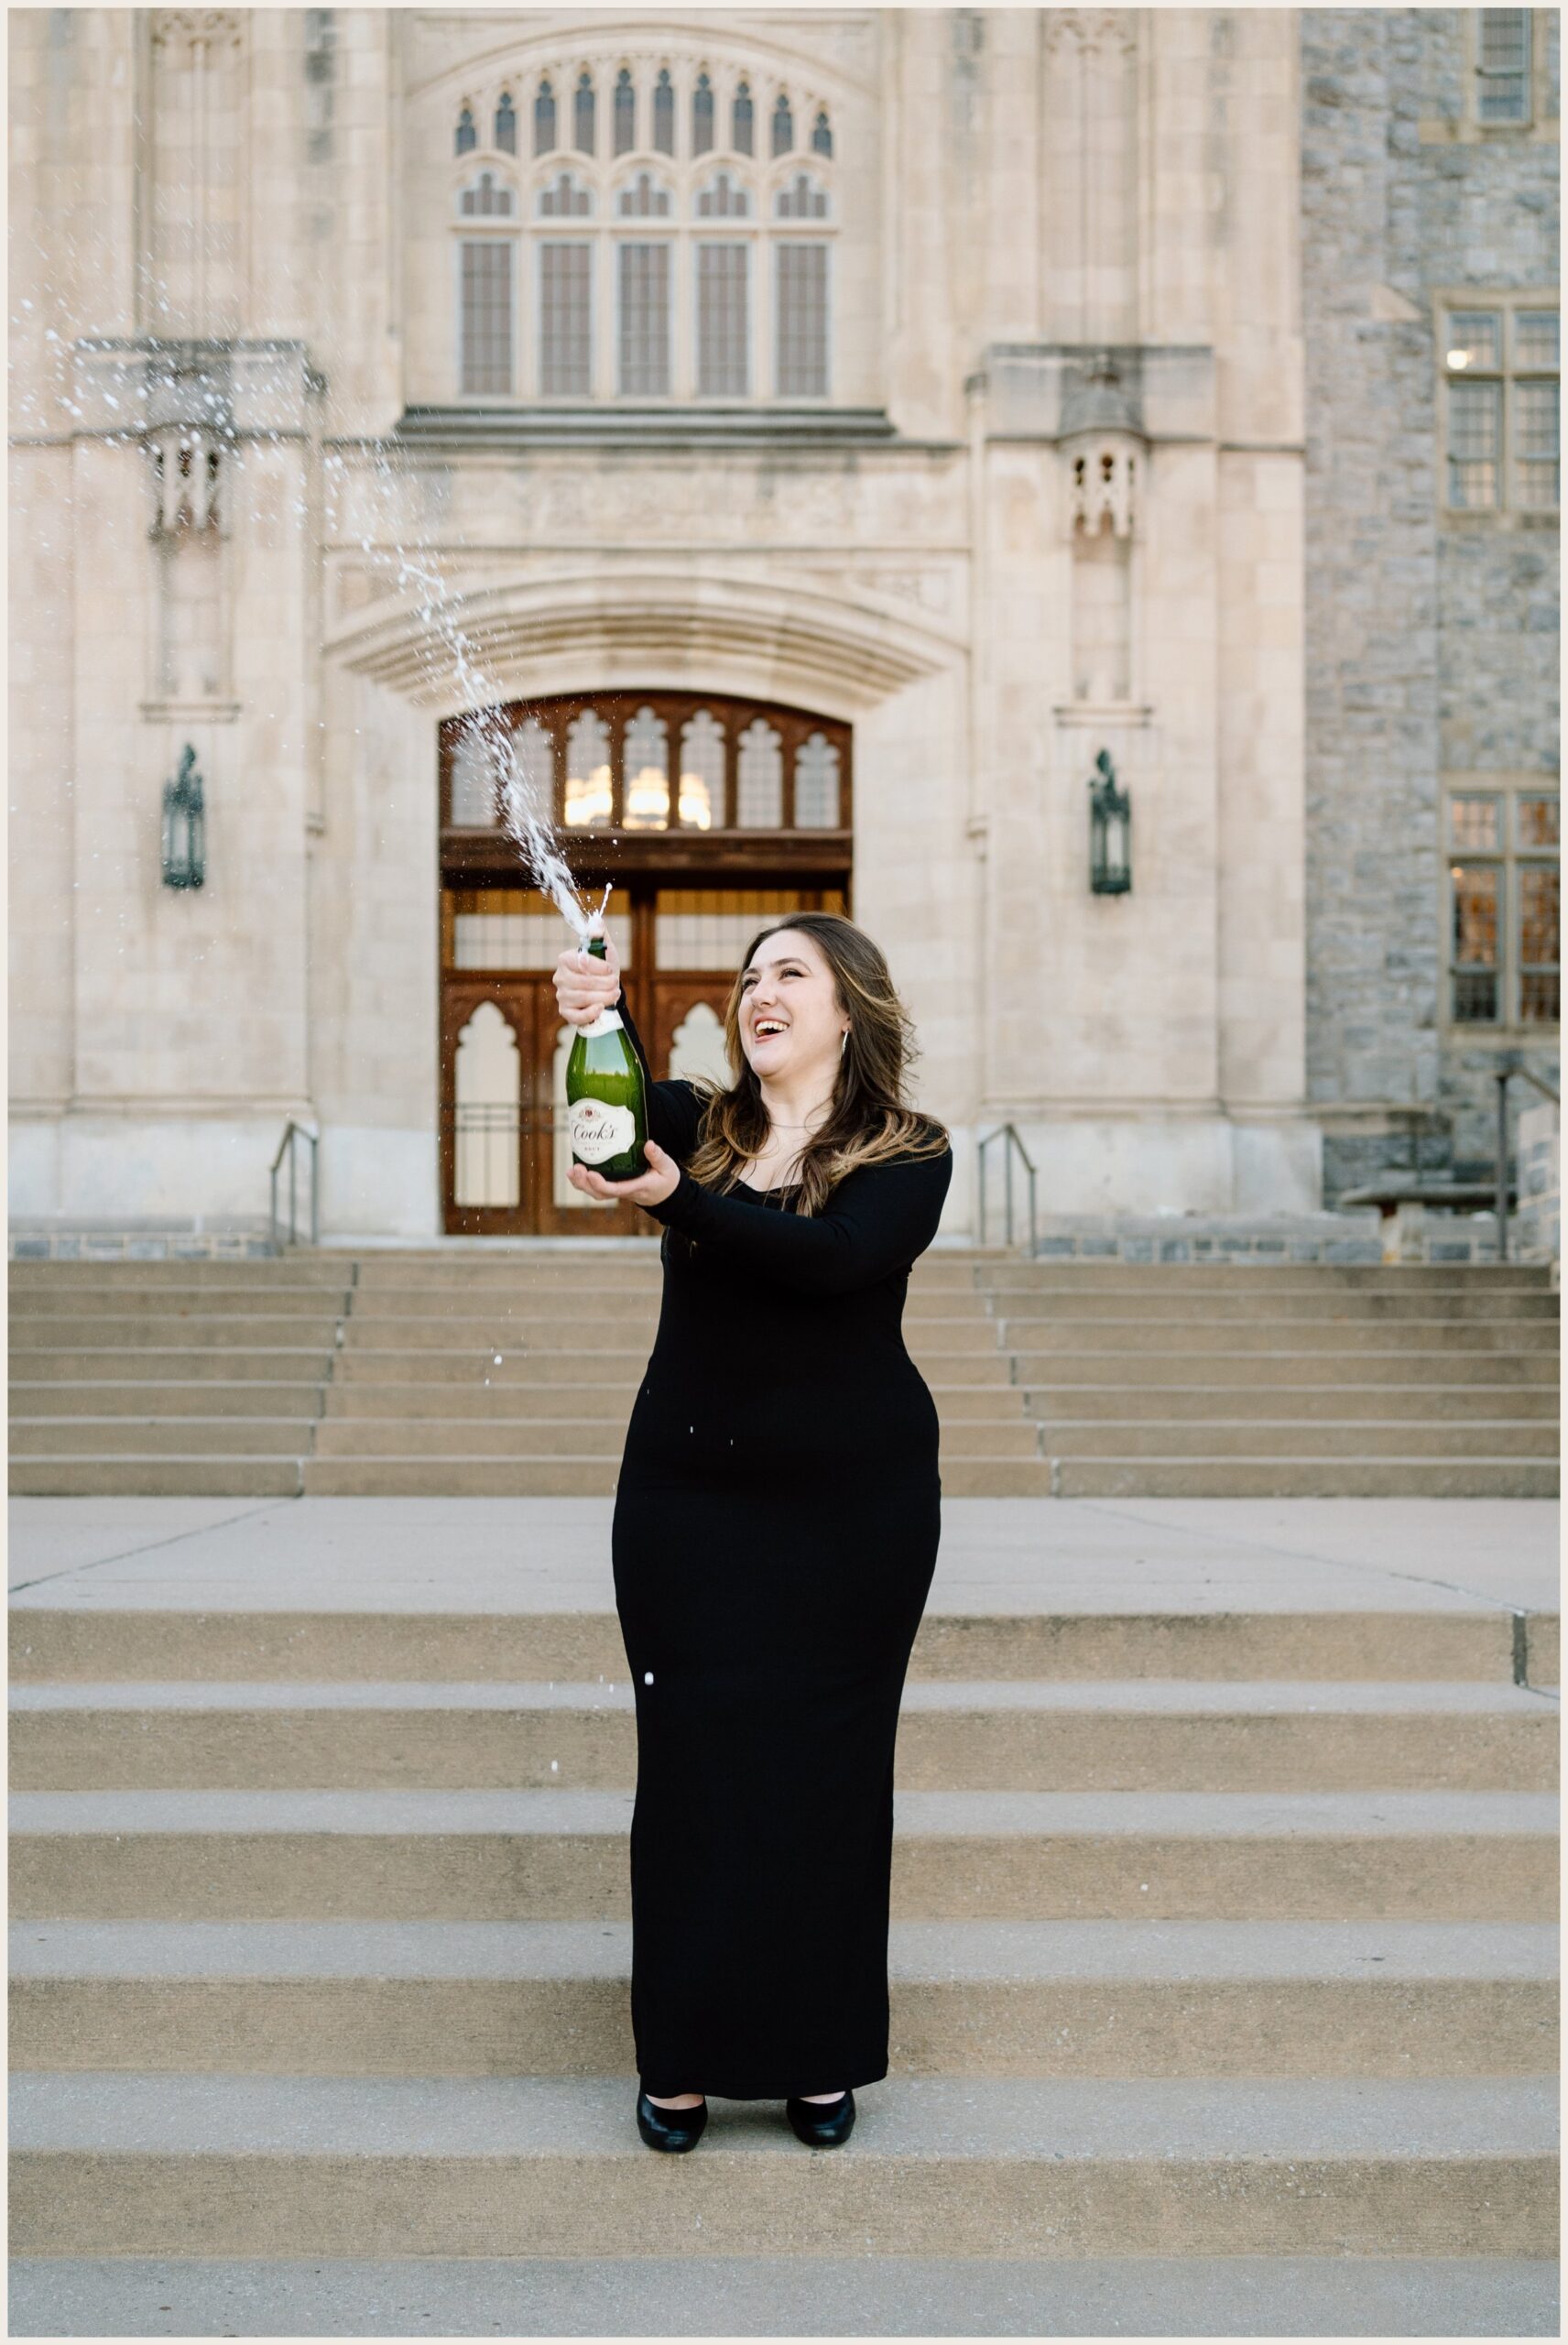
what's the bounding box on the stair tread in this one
[11,1675,1556,1716]
[5,2250,1559,2340]
[13,1786,1557,1835]
[9,2070,1556,2157]
[10,1917,1557,1983]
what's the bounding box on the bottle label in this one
[570,1097,638,1164]
[580,1007,625,1039]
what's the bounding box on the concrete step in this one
[12,1679,1555,1794]
[300,1418,1041,1462]
[5,1348,336,1382]
[9,2072,1555,2257]
[7,2249,1559,2338]
[11,1605,1535,1687]
[333,1350,1017,1387]
[1009,1348,1558,1386]
[330,1317,1004,1354]
[8,1457,309,1499]
[288,1456,1059,1500]
[8,1316,346,1348]
[12,1291,354,1320]
[1046,1458,1560,1500]
[10,1788,1554,1921]
[1029,1422,1559,1460]
[989,1291,1559,1322]
[9,1919,1556,2081]
[999,1318,1558,1353]
[924,1263,1525,1293]
[319,1380,1029,1422]
[9,1382,329,1419]
[1020,1381,1563,1421]
[6,1262,354,1289]
[12,1420,321,1458]
[342,1289,995,1323]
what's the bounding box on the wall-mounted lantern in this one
[161,744,206,889]
[1088,747,1131,895]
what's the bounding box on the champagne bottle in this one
[565,931,648,1180]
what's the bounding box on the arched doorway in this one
[438,690,852,1235]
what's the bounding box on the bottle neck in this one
[586,933,606,962]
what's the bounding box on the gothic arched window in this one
[458,169,514,218]
[613,67,635,155]
[533,78,556,155]
[771,93,794,157]
[811,108,833,158]
[454,104,477,156]
[652,68,675,154]
[574,71,596,154]
[692,71,714,156]
[733,81,755,155]
[495,92,517,154]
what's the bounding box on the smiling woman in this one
[551,912,951,2151]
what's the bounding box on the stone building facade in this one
[1301,5,1559,1195]
[7,7,1559,1241]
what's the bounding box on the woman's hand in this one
[553,928,623,1028]
[569,1137,681,1208]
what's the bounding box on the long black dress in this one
[607,1001,953,2100]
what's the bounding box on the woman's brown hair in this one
[682,912,950,1216]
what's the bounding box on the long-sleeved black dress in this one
[606,1000,953,2100]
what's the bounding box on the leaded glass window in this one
[565,711,613,827]
[1447,786,1561,1025]
[618,244,670,394]
[692,71,714,156]
[697,244,748,395]
[622,705,670,829]
[1477,9,1530,123]
[459,240,512,395]
[538,170,592,219]
[653,69,675,155]
[776,245,828,397]
[679,711,724,829]
[574,71,595,154]
[1443,300,1559,513]
[539,244,592,395]
[614,67,635,156]
[696,169,749,219]
[793,732,840,827]
[736,718,783,826]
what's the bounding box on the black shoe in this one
[636,2088,708,2152]
[785,2088,855,2146]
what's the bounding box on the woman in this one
[552,912,952,2153]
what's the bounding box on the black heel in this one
[785,2088,855,2146]
[637,2087,708,2151]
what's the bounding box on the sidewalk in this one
[10,1495,1560,1618]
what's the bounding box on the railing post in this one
[1496,1068,1511,1261]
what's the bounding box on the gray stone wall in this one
[1301,8,1560,1199]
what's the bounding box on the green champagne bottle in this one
[565,932,648,1181]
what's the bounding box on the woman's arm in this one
[643,1147,953,1297]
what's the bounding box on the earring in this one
[840,1029,849,1054]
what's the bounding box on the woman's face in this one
[738,928,847,1085]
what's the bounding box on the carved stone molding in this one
[1042,9,1138,60]
[150,10,243,56]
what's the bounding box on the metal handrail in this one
[269,1121,319,1250]
[1494,1063,1561,1262]
[976,1123,1039,1255]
